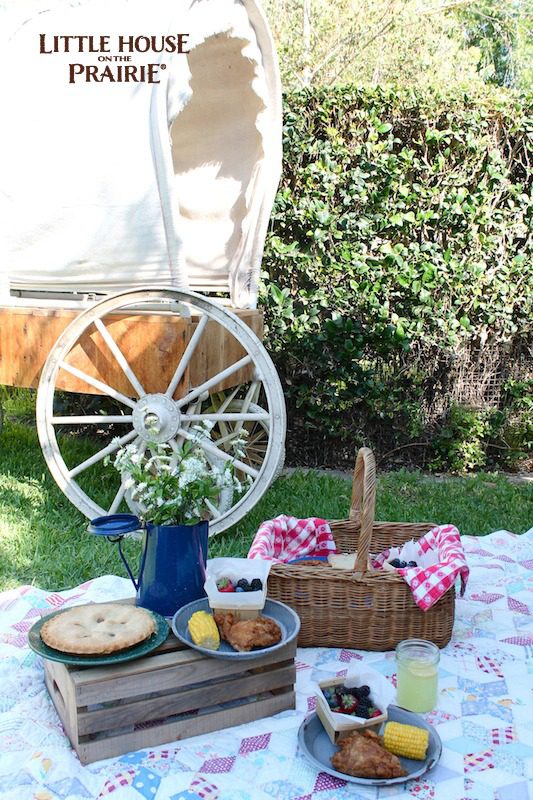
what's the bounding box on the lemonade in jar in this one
[395,639,440,712]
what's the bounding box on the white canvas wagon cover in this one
[0,0,281,308]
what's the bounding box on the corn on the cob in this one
[383,721,429,760]
[187,610,220,650]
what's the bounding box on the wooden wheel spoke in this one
[232,381,262,437]
[205,499,221,518]
[176,426,259,478]
[214,386,240,413]
[181,413,270,423]
[176,355,253,409]
[94,318,145,397]
[59,362,137,409]
[69,429,137,478]
[52,415,133,425]
[108,482,127,514]
[165,313,209,399]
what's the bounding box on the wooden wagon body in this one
[0,305,262,398]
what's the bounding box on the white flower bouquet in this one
[108,424,248,526]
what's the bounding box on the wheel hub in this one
[132,393,181,443]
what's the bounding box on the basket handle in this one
[349,447,376,573]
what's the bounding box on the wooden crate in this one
[43,626,296,764]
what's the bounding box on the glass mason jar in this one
[395,639,440,713]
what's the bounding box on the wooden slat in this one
[75,690,295,765]
[43,658,81,745]
[78,662,296,736]
[71,640,297,706]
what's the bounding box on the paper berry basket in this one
[205,557,272,620]
[316,677,389,744]
[267,448,456,650]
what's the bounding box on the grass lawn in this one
[0,389,532,592]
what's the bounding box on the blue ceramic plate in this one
[172,597,300,660]
[28,604,169,667]
[298,706,442,786]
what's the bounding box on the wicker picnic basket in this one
[267,448,455,650]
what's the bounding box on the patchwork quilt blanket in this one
[0,530,531,800]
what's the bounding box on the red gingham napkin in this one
[373,523,469,610]
[247,515,337,562]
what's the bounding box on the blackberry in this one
[389,558,402,568]
[250,578,263,591]
[236,578,250,591]
[407,560,418,567]
[359,685,370,697]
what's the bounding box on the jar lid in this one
[88,513,141,537]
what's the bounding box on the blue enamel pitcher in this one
[89,514,208,617]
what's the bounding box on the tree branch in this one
[309,0,398,81]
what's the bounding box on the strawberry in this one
[339,693,359,714]
[216,577,235,592]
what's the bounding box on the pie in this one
[40,603,156,655]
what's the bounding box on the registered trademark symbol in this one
[160,64,167,70]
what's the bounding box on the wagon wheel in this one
[36,287,286,535]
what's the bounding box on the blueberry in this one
[235,586,245,592]
[389,558,402,568]
[398,560,407,568]
[236,578,249,590]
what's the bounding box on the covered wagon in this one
[0,0,286,534]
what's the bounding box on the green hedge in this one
[259,86,533,471]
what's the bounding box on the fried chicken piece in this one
[331,729,407,779]
[213,611,238,643]
[213,612,282,652]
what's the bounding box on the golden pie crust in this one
[40,603,156,655]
